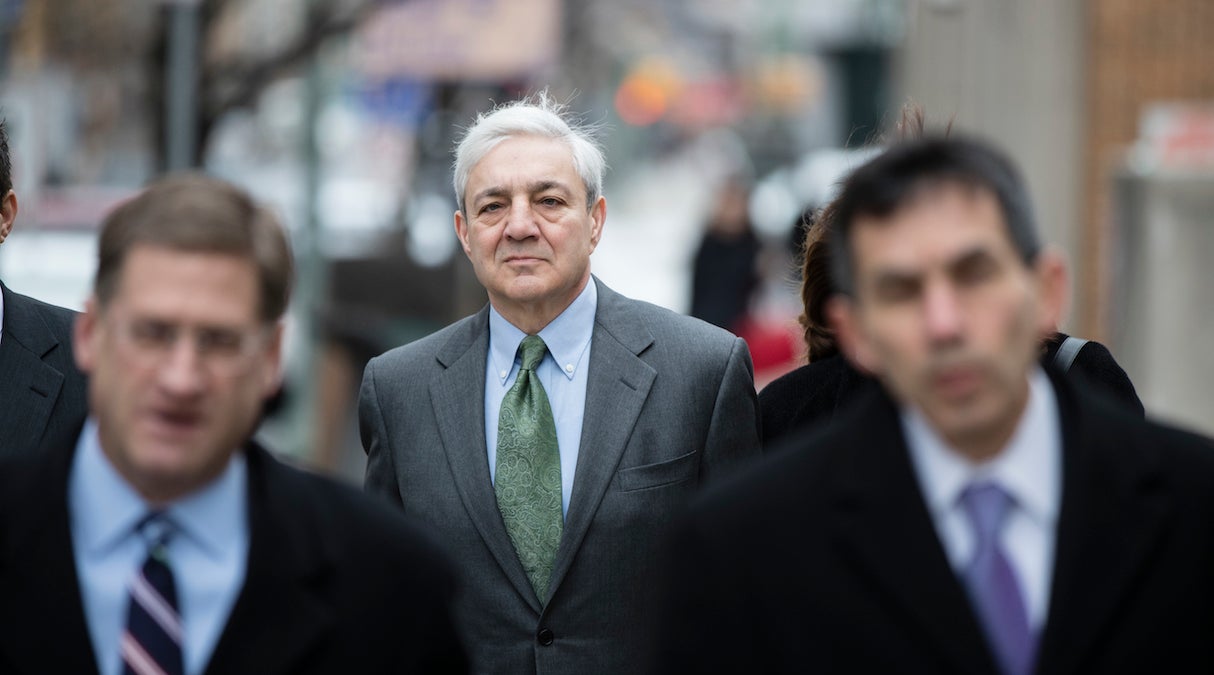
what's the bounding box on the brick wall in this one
[1082,0,1214,337]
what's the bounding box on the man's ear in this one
[0,190,17,244]
[74,296,100,375]
[1033,247,1070,341]
[588,196,606,251]
[261,321,286,396]
[826,295,877,374]
[454,209,472,258]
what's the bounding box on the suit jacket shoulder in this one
[593,277,742,360]
[757,354,878,446]
[365,306,487,374]
[0,282,88,456]
[1042,332,1143,417]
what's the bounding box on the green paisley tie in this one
[496,335,563,602]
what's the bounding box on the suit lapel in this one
[0,284,66,455]
[0,441,101,674]
[205,445,334,674]
[828,391,998,675]
[1035,376,1169,675]
[428,308,542,611]
[546,279,655,603]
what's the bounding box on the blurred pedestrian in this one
[360,92,761,674]
[0,118,87,456]
[0,174,467,674]
[655,137,1214,674]
[690,175,760,332]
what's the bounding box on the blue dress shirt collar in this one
[488,279,597,385]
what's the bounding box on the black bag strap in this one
[1052,336,1089,374]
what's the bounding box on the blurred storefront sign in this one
[1132,103,1214,170]
[1109,101,1214,436]
[353,0,560,82]
[28,185,135,230]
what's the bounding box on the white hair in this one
[452,92,607,215]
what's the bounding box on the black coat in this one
[0,440,468,674]
[657,372,1214,674]
[0,282,87,457]
[759,332,1143,446]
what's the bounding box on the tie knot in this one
[960,482,1014,545]
[518,335,548,371]
[136,511,176,557]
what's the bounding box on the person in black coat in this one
[0,173,466,674]
[656,135,1214,675]
[0,119,87,456]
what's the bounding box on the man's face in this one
[831,185,1065,458]
[455,135,605,325]
[75,245,283,503]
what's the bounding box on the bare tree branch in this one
[197,0,379,150]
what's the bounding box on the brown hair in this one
[0,118,11,195]
[95,172,293,322]
[797,204,840,362]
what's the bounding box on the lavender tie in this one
[959,482,1037,675]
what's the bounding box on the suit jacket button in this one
[537,628,555,646]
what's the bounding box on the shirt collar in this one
[69,418,249,562]
[902,367,1062,527]
[488,279,597,384]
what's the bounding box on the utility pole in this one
[164,0,201,169]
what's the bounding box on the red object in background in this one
[733,316,804,390]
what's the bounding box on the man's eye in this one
[479,203,502,214]
[955,257,997,285]
[539,197,561,207]
[874,280,919,303]
[197,329,244,355]
[131,321,175,347]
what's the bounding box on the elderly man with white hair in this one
[360,93,762,674]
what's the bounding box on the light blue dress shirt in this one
[485,280,596,517]
[69,419,250,675]
[902,367,1061,630]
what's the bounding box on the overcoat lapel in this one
[828,392,998,675]
[547,279,655,603]
[0,440,100,674]
[428,307,540,611]
[0,284,66,455]
[1035,376,1169,675]
[204,446,334,674]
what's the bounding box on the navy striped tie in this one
[122,514,183,675]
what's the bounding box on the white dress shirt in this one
[903,367,1062,630]
[69,419,250,675]
[484,280,596,518]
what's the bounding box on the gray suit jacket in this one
[0,281,87,457]
[360,277,761,674]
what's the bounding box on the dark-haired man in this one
[0,118,87,456]
[656,137,1214,674]
[0,173,467,674]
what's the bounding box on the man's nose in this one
[158,335,207,395]
[923,281,964,345]
[503,198,539,240]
